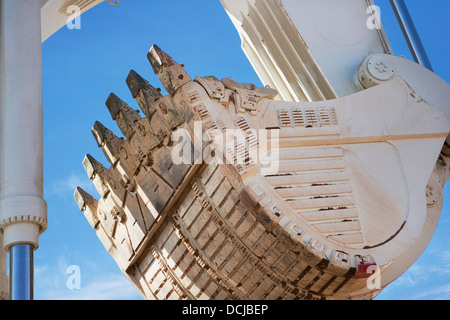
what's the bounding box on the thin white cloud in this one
[413,283,450,300]
[390,264,431,287]
[35,253,143,300]
[48,172,96,198]
[56,273,143,300]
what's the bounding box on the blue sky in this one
[35,0,450,300]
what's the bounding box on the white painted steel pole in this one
[0,0,47,300]
[389,0,434,71]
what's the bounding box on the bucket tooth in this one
[105,93,142,139]
[147,44,174,74]
[126,70,163,119]
[147,44,191,96]
[74,187,100,230]
[92,121,123,165]
[126,70,161,100]
[82,154,110,198]
[126,69,149,98]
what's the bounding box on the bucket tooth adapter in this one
[74,43,450,300]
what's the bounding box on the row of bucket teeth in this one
[74,44,194,238]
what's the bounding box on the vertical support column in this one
[0,0,47,300]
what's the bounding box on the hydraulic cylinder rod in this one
[389,0,434,71]
[9,245,34,300]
